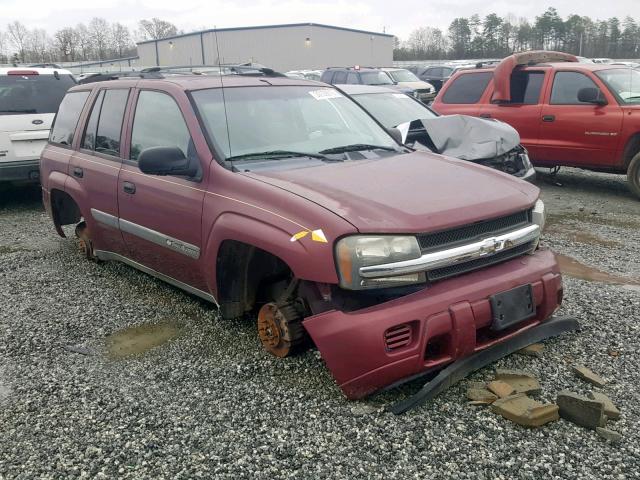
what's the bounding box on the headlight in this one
[520,150,533,170]
[336,235,424,290]
[532,199,546,231]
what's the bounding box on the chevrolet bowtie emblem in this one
[479,237,505,255]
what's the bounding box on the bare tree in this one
[55,27,77,62]
[0,31,7,63]
[111,22,131,58]
[27,29,50,63]
[7,21,29,62]
[75,24,92,61]
[89,17,109,60]
[137,18,178,41]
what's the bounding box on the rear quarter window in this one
[441,72,491,104]
[49,90,90,146]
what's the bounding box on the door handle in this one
[542,115,555,122]
[72,167,83,178]
[479,113,491,118]
[123,181,136,194]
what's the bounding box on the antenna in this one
[214,26,233,160]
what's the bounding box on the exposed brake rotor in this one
[257,302,306,357]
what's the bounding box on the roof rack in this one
[77,64,285,84]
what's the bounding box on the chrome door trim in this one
[90,208,200,260]
[91,208,119,229]
[118,218,201,259]
[359,224,540,279]
[94,250,218,306]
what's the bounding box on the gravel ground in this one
[1,168,639,479]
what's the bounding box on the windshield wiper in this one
[0,109,37,113]
[227,150,329,161]
[319,144,399,155]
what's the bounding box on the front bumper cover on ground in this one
[386,315,580,414]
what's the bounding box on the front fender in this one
[203,212,340,297]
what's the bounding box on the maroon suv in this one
[40,73,570,408]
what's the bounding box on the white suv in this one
[0,67,76,183]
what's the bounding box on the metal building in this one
[136,23,394,71]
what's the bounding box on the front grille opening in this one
[417,209,531,253]
[425,333,450,362]
[384,323,414,351]
[427,241,535,282]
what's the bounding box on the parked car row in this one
[432,51,640,198]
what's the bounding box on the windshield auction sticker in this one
[309,89,344,100]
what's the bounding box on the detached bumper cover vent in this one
[418,210,531,253]
[384,324,413,351]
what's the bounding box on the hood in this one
[395,80,434,91]
[397,114,521,160]
[243,151,538,233]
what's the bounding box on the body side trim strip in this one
[94,250,218,305]
[91,208,119,229]
[118,217,201,259]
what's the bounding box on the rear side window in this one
[333,71,347,84]
[82,89,129,156]
[49,91,90,146]
[509,71,545,104]
[95,90,129,156]
[130,91,191,162]
[346,73,359,84]
[441,72,491,104]
[551,72,600,105]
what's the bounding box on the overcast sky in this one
[3,0,639,40]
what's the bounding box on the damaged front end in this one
[396,114,536,181]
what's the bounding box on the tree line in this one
[395,8,640,60]
[0,17,180,65]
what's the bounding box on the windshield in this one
[595,68,640,104]
[191,86,398,160]
[0,74,76,114]
[360,71,394,86]
[352,92,436,128]
[388,70,420,83]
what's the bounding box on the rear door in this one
[70,87,130,256]
[117,87,208,291]
[537,70,623,167]
[479,69,547,157]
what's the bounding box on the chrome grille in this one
[417,210,531,253]
[426,241,536,282]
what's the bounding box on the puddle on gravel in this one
[556,254,640,289]
[106,322,182,358]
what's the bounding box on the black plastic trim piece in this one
[386,316,580,414]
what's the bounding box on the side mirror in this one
[577,87,607,105]
[138,146,199,177]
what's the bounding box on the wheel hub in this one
[257,302,300,357]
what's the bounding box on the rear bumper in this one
[0,159,40,183]
[303,248,562,399]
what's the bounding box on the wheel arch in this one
[49,188,82,238]
[622,132,640,170]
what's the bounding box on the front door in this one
[117,88,208,292]
[537,70,623,168]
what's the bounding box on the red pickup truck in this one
[432,51,640,198]
[40,71,573,409]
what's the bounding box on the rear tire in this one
[628,152,640,200]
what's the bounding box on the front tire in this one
[628,152,640,199]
